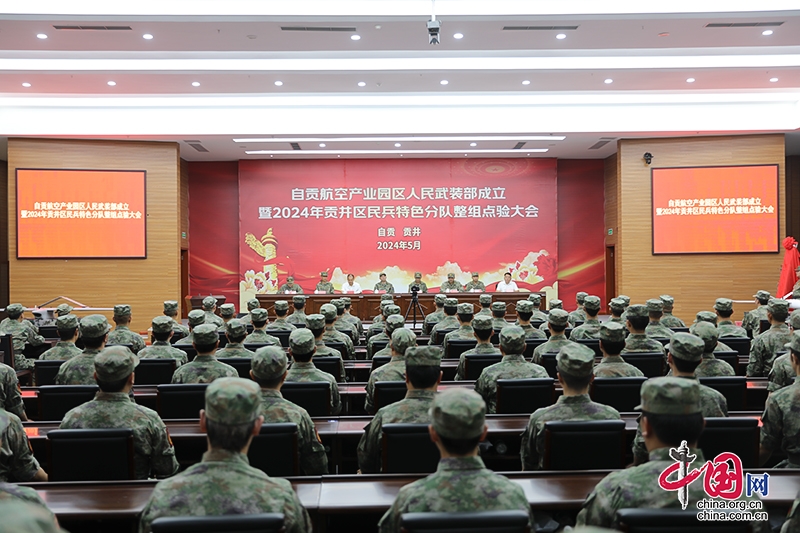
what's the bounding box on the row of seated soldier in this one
[0,289,796,532]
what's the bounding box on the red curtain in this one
[777,236,800,298]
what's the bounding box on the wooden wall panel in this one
[7,138,181,332]
[618,134,785,323]
[787,155,800,240]
[180,158,189,250]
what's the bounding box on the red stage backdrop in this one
[237,159,558,307]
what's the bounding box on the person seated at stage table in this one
[359,346,442,473]
[364,328,417,414]
[714,298,748,338]
[495,272,518,292]
[138,316,189,366]
[430,298,459,345]
[407,272,428,293]
[0,400,46,482]
[286,295,308,326]
[377,388,532,533]
[40,313,82,361]
[60,346,180,480]
[659,294,686,328]
[55,315,111,385]
[277,275,303,294]
[373,272,395,293]
[0,303,45,370]
[464,272,486,292]
[515,301,546,340]
[215,320,256,359]
[171,325,238,384]
[251,347,328,475]
[568,292,588,327]
[440,273,464,293]
[593,322,643,378]
[173,310,206,346]
[265,300,297,332]
[315,271,334,294]
[238,298,260,326]
[285,329,342,415]
[454,315,501,381]
[138,378,312,533]
[341,273,362,294]
[423,294,447,335]
[243,309,281,346]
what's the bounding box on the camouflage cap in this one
[609,298,626,312]
[472,315,493,331]
[274,300,289,312]
[499,325,526,354]
[219,304,236,317]
[617,295,631,306]
[250,308,268,323]
[113,304,131,318]
[383,304,401,317]
[193,324,219,346]
[205,377,262,425]
[188,309,206,327]
[384,314,405,334]
[163,301,179,314]
[331,299,345,312]
[287,276,295,282]
[583,296,601,312]
[151,315,174,334]
[646,299,664,313]
[576,292,588,304]
[784,331,800,354]
[434,294,447,305]
[637,376,701,415]
[414,272,422,279]
[600,321,626,343]
[660,295,675,307]
[447,273,455,279]
[306,314,325,329]
[547,309,569,326]
[527,293,542,305]
[320,271,328,277]
[457,303,474,315]
[320,304,337,321]
[444,298,459,307]
[549,299,563,310]
[695,311,717,324]
[390,328,417,355]
[625,304,648,318]
[292,295,306,305]
[689,321,718,351]
[202,296,217,310]
[225,319,247,338]
[289,328,316,354]
[247,298,260,311]
[791,309,800,330]
[714,298,733,313]
[379,272,387,277]
[95,345,139,381]
[380,301,393,311]
[381,294,394,302]
[491,302,506,312]
[472,272,479,277]
[479,294,492,305]
[80,314,111,337]
[341,297,352,306]
[516,301,533,314]
[56,313,79,331]
[56,303,74,316]
[251,346,288,380]
[754,290,771,301]
[768,298,790,317]
[556,343,595,378]
[668,332,704,363]
[431,388,486,440]
[405,345,443,367]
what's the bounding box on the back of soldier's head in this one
[404,346,442,389]
[638,377,704,448]
[431,388,486,455]
[443,297,458,316]
[204,377,262,452]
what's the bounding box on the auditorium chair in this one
[699,417,759,468]
[173,345,197,361]
[719,337,751,357]
[530,320,545,330]
[669,327,690,333]
[463,353,502,380]
[759,319,770,335]
[248,423,299,476]
[381,423,440,474]
[0,334,13,367]
[311,356,344,381]
[572,320,584,328]
[445,339,476,359]
[616,508,750,532]
[38,325,59,339]
[33,359,65,386]
[434,328,458,342]
[156,384,209,419]
[322,341,347,356]
[370,339,389,355]
[106,343,134,352]
[543,420,626,470]
[590,377,648,412]
[374,381,408,411]
[151,514,285,533]
[47,428,135,481]
[712,350,739,374]
[523,338,548,360]
[216,331,228,348]
[400,511,531,533]
[265,329,291,348]
[370,355,391,372]
[574,338,602,358]
[244,343,274,352]
[495,378,554,414]
[653,337,671,347]
[216,357,252,379]
[134,358,177,385]
[169,331,186,344]
[38,385,98,421]
[281,381,331,417]
[620,352,665,378]
[490,330,501,344]
[539,353,559,378]
[698,376,747,411]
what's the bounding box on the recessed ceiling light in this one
[36,33,47,39]
[337,155,341,157]
[556,33,566,40]
[143,34,153,40]
[453,33,464,39]
[440,80,449,85]
[191,81,200,87]
[762,29,774,36]
[522,80,531,85]
[686,77,695,83]
[274,81,283,86]
[350,34,361,41]
[770,77,779,82]
[394,143,402,147]
[107,81,116,86]
[319,143,326,147]
[464,154,468,156]
[375,25,382,30]
[357,81,366,87]
[470,142,477,147]
[22,82,31,87]
[604,78,613,84]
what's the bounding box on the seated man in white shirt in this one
[495,272,519,292]
[341,274,362,294]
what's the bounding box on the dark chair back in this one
[699,417,759,468]
[530,320,545,330]
[540,353,559,378]
[574,338,602,357]
[382,423,440,474]
[312,356,343,381]
[712,351,739,374]
[151,514,285,533]
[620,352,665,378]
[169,331,186,344]
[759,319,770,334]
[281,381,331,417]
[216,331,229,349]
[217,358,252,379]
[463,353,502,380]
[616,508,750,533]
[543,420,626,470]
[156,384,209,419]
[106,343,133,352]
[445,339,477,360]
[265,329,292,348]
[38,385,99,421]
[135,358,177,385]
[248,423,299,476]
[39,325,59,339]
[496,378,554,414]
[669,327,690,333]
[244,343,275,352]
[33,360,65,386]
[718,337,751,357]
[572,320,585,328]
[371,339,389,354]
[400,510,531,533]
[173,345,198,361]
[374,381,408,411]
[698,376,747,412]
[47,428,135,481]
[323,341,347,355]
[0,334,13,368]
[370,355,391,372]
[523,338,548,360]
[653,337,671,347]
[590,377,648,412]
[563,327,573,339]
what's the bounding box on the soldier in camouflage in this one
[521,344,621,469]
[55,303,73,317]
[174,310,206,346]
[568,292,588,327]
[694,310,735,352]
[277,275,304,295]
[761,331,800,468]
[616,294,631,322]
[429,298,459,345]
[162,301,189,338]
[490,302,510,331]
[622,305,666,359]
[423,294,447,335]
[748,299,792,377]
[238,298,261,326]
[315,271,334,294]
[714,298,748,338]
[286,295,308,326]
[40,314,82,361]
[264,300,295,332]
[443,303,476,354]
[55,315,111,385]
[743,290,771,337]
[514,301,546,339]
[358,345,442,473]
[0,408,47,482]
[644,299,674,339]
[527,294,549,324]
[408,272,428,293]
[285,328,341,415]
[373,272,395,294]
[464,272,486,292]
[305,314,345,382]
[766,312,800,392]
[106,305,145,354]
[689,321,735,377]
[594,322,643,378]
[368,313,404,359]
[216,304,237,332]
[0,484,54,519]
[475,326,548,413]
[476,294,493,317]
[440,273,464,293]
[364,329,417,414]
[215,320,256,358]
[455,315,501,381]
[138,316,189,366]
[201,297,225,328]
[0,304,45,370]
[659,295,686,328]
[243,309,280,346]
[607,298,627,326]
[370,296,395,327]
[0,304,39,337]
[250,346,328,475]
[339,297,363,337]
[138,377,312,533]
[0,361,26,420]
[569,296,603,340]
[320,304,355,359]
[532,310,577,365]
[60,346,179,479]
[331,299,358,344]
[377,388,532,533]
[171,325,238,384]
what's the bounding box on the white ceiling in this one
[1,1,799,161]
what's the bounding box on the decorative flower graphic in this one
[535,254,558,284]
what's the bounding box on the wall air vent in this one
[705,22,783,28]
[503,26,579,31]
[281,26,357,32]
[53,25,132,31]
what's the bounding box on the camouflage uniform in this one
[373,279,395,293]
[645,322,673,339]
[476,294,493,317]
[107,305,146,353]
[277,276,304,294]
[320,304,355,359]
[364,329,417,414]
[659,295,686,328]
[442,303,475,353]
[54,315,111,385]
[768,353,794,392]
[568,292,588,327]
[532,310,576,364]
[216,321,256,358]
[331,300,358,343]
[429,299,459,345]
[267,317,297,332]
[747,300,792,377]
[422,294,447,334]
[315,272,334,294]
[717,320,747,338]
[440,274,464,293]
[138,378,312,533]
[690,321,735,377]
[40,314,82,361]
[367,301,396,340]
[490,302,510,330]
[198,297,224,328]
[455,316,500,380]
[464,273,486,292]
[0,409,41,482]
[368,313,404,358]
[164,300,190,336]
[622,334,666,356]
[0,364,25,419]
[743,292,770,337]
[761,376,800,467]
[215,304,236,333]
[378,389,532,533]
[515,301,546,339]
[288,327,342,415]
[286,295,308,326]
[0,304,45,370]
[138,341,189,366]
[0,482,51,513]
[339,297,363,337]
[244,310,281,346]
[171,324,238,384]
[173,310,206,346]
[237,299,260,326]
[408,272,428,293]
[594,323,643,377]
[475,326,548,413]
